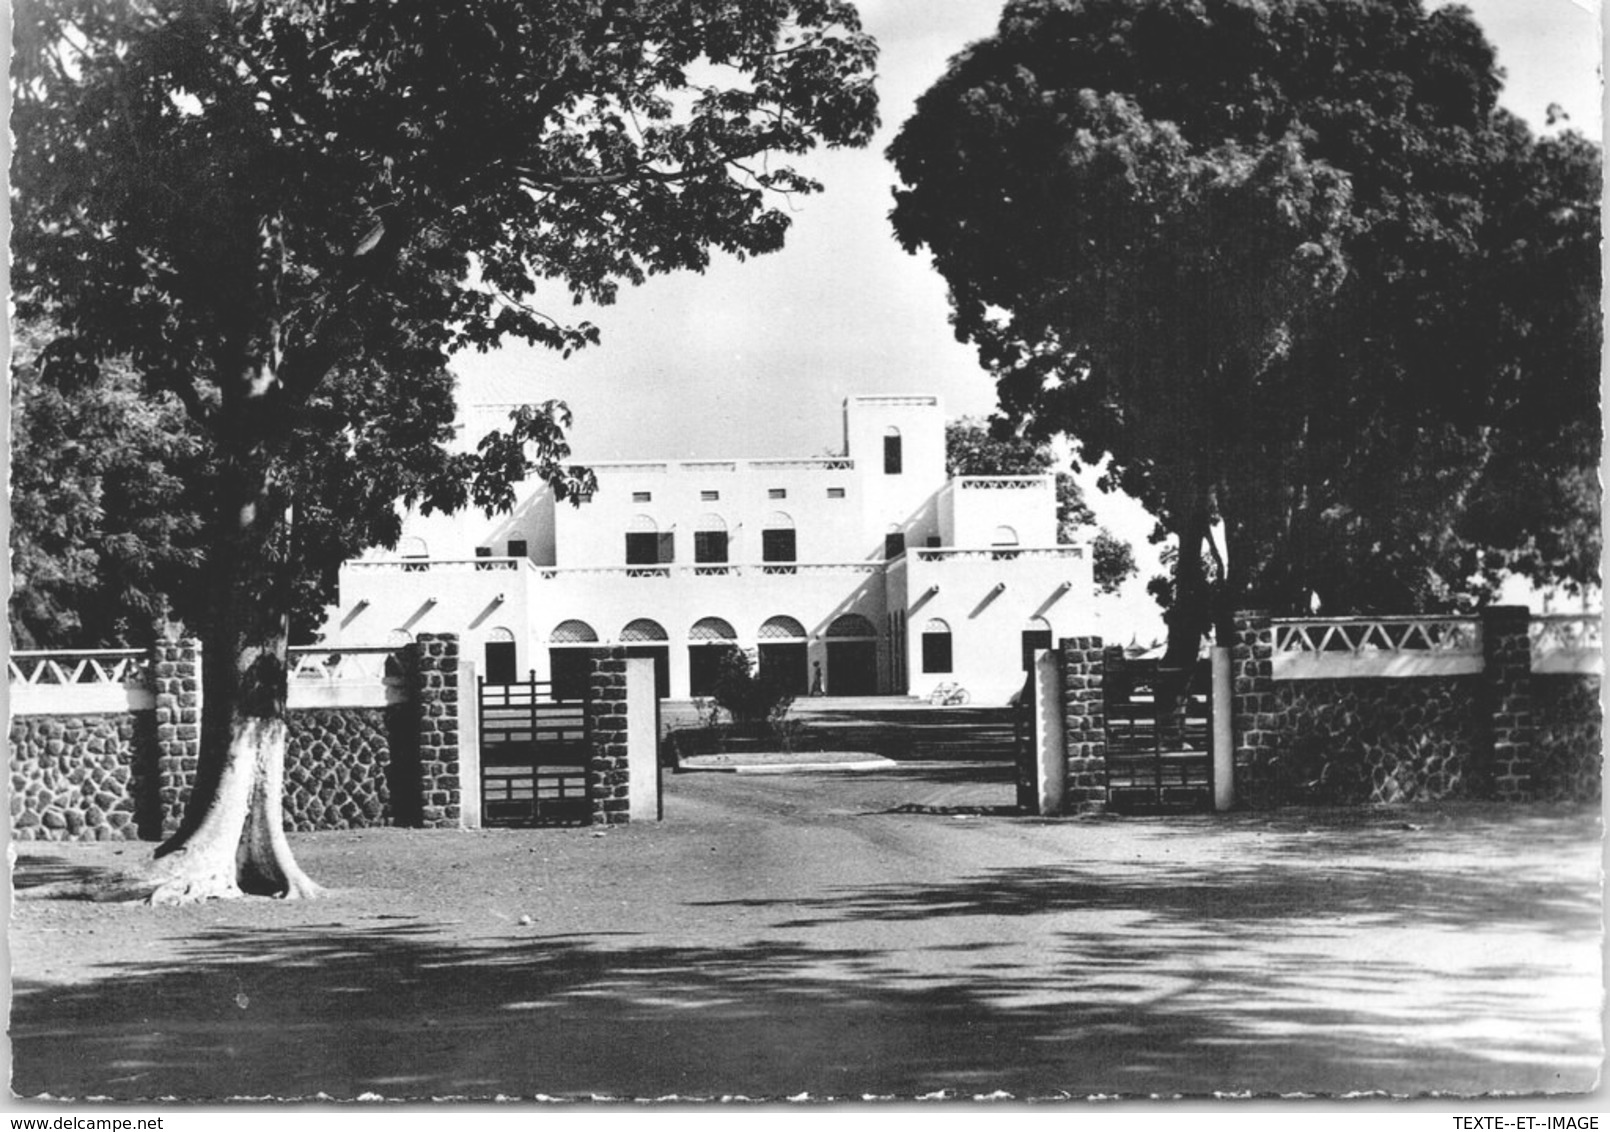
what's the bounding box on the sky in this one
[455,0,1604,642]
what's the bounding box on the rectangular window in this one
[632,491,652,503]
[922,632,953,674]
[625,532,658,565]
[926,536,942,548]
[762,529,797,563]
[700,489,720,502]
[884,532,906,560]
[827,487,846,499]
[694,531,729,564]
[884,434,903,475]
[507,539,528,559]
[768,488,787,499]
[475,546,492,557]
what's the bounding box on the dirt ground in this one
[8,763,1604,1103]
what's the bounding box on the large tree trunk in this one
[145,341,324,904]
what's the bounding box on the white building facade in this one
[318,395,1094,705]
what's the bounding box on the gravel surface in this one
[10,765,1602,1103]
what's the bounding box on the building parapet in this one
[914,546,1084,563]
[349,557,530,574]
[587,456,856,474]
[954,475,1052,491]
[345,558,883,579]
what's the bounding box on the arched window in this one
[397,535,428,571]
[1021,616,1053,670]
[883,426,902,475]
[620,618,669,642]
[826,613,877,639]
[625,514,661,565]
[761,512,796,572]
[694,513,729,566]
[484,626,517,685]
[550,619,598,643]
[758,615,807,640]
[922,617,953,674]
[991,525,1021,560]
[689,617,737,641]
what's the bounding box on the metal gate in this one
[479,677,590,826]
[1104,657,1213,812]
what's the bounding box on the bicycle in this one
[928,681,970,706]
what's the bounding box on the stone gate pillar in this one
[412,633,464,828]
[586,648,631,824]
[1481,606,1535,802]
[1059,636,1107,815]
[1231,611,1276,808]
[154,638,203,838]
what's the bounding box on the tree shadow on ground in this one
[12,841,1599,1102]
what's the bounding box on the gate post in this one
[623,657,660,821]
[586,648,630,824]
[455,658,482,829]
[1212,646,1234,811]
[412,633,464,829]
[1031,649,1065,816]
[1060,636,1108,815]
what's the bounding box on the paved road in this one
[10,766,1602,1101]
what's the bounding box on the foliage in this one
[9,324,207,648]
[944,417,1137,594]
[708,645,797,732]
[13,0,880,648]
[891,0,1600,660]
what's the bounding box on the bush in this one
[708,644,795,734]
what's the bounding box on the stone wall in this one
[1232,608,1602,808]
[284,708,400,831]
[1265,677,1482,805]
[1531,675,1603,803]
[1059,637,1107,815]
[9,635,472,839]
[8,712,158,841]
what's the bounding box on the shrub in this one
[708,644,795,733]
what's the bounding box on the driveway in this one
[9,764,1602,1101]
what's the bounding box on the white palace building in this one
[316,394,1094,705]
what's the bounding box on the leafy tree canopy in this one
[9,323,207,648]
[891,0,1599,660]
[944,416,1138,595]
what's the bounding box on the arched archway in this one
[620,619,671,698]
[548,619,598,700]
[757,615,809,694]
[825,613,879,696]
[687,617,739,697]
